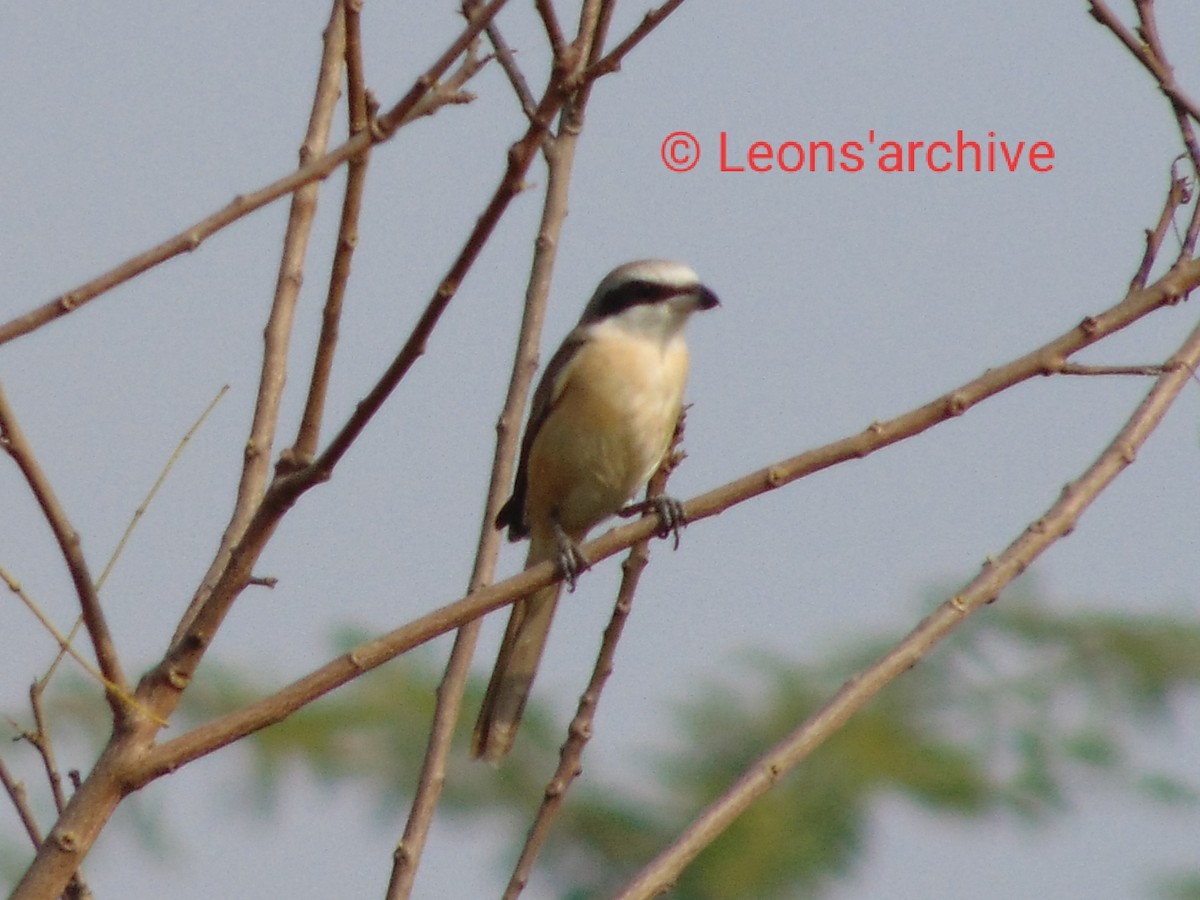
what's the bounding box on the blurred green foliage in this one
[4,582,1198,897]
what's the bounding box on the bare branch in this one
[1131,162,1189,290]
[41,384,228,688]
[1088,0,1200,126]
[487,26,539,120]
[20,684,94,900]
[284,2,374,469]
[8,7,513,896]
[286,96,561,487]
[372,0,507,140]
[0,386,129,714]
[13,6,1198,897]
[1,566,148,717]
[584,0,688,81]
[24,684,67,815]
[535,0,566,58]
[0,0,510,349]
[286,29,494,475]
[1130,1,1200,258]
[0,756,44,848]
[171,1,345,641]
[1055,363,1166,376]
[25,257,1197,900]
[392,40,491,127]
[145,1,556,758]
[616,307,1200,900]
[685,260,1200,524]
[461,0,538,119]
[344,0,368,122]
[1089,1,1200,259]
[132,257,1200,785]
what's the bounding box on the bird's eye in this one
[596,280,680,317]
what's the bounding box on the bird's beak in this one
[695,284,720,311]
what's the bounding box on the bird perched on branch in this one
[472,259,719,763]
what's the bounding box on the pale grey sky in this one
[2,2,1199,898]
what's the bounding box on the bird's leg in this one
[552,520,591,592]
[618,494,687,549]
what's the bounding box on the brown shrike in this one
[472,259,719,763]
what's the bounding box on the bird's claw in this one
[553,522,590,592]
[619,494,687,549]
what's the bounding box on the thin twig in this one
[572,0,604,62]
[616,310,1200,900]
[486,26,538,119]
[1129,0,1200,258]
[463,0,538,119]
[1088,0,1200,126]
[0,757,44,847]
[42,385,228,688]
[21,678,98,900]
[344,0,368,121]
[284,0,374,469]
[1055,363,1165,376]
[584,0,688,81]
[25,683,68,815]
[100,385,231,595]
[1180,168,1200,260]
[0,385,129,717]
[535,0,566,58]
[1,565,154,720]
[389,39,491,128]
[1131,162,1189,290]
[372,0,506,140]
[172,3,346,640]
[132,257,1200,785]
[0,0,510,350]
[568,0,618,116]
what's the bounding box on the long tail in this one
[472,531,563,763]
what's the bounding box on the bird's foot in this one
[553,522,591,592]
[619,494,687,549]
